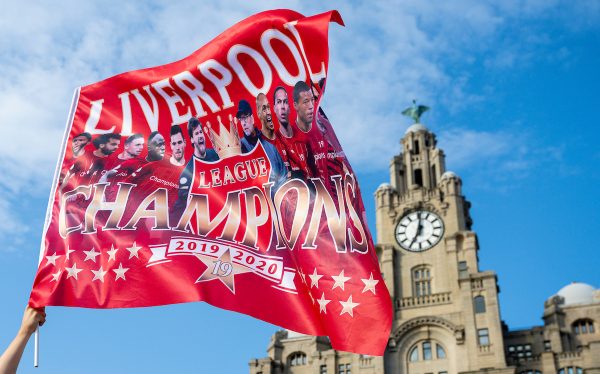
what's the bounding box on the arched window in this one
[413,266,432,297]
[558,367,583,374]
[474,295,486,313]
[436,344,446,359]
[409,346,419,362]
[573,319,595,335]
[407,340,447,362]
[288,352,307,366]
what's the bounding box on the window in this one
[409,346,419,362]
[436,344,446,359]
[508,344,533,360]
[458,261,468,278]
[478,328,490,346]
[474,295,486,313]
[289,352,307,366]
[423,341,432,360]
[558,367,582,374]
[414,140,420,154]
[413,266,432,297]
[320,365,327,374]
[407,341,447,361]
[431,165,437,186]
[337,363,351,374]
[573,319,595,335]
[414,169,423,186]
[544,340,551,352]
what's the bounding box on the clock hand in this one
[410,215,423,247]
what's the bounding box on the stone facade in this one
[249,124,599,374]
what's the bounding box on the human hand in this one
[18,306,46,337]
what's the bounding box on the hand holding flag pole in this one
[0,306,45,372]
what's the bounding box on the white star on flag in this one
[331,269,351,291]
[317,292,331,314]
[51,269,62,282]
[361,272,379,294]
[107,244,118,262]
[113,263,129,281]
[339,295,360,317]
[126,242,142,259]
[45,253,61,266]
[83,247,101,263]
[65,246,75,260]
[91,266,108,282]
[65,262,83,280]
[309,268,323,289]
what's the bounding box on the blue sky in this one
[1,1,599,372]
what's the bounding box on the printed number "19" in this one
[211,260,232,277]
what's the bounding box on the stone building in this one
[249,123,600,374]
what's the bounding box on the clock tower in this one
[375,121,512,374]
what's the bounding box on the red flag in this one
[29,9,392,355]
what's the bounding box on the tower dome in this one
[556,282,596,306]
[441,171,460,180]
[404,123,428,135]
[376,182,393,191]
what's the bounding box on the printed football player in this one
[85,133,122,184]
[273,86,292,138]
[293,80,315,133]
[59,132,92,185]
[99,133,147,202]
[236,99,286,190]
[146,131,166,162]
[71,132,91,159]
[171,117,219,222]
[169,124,187,166]
[117,133,145,162]
[283,81,319,181]
[189,117,218,162]
[256,93,276,141]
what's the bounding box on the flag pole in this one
[34,326,39,367]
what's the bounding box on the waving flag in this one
[29,9,392,355]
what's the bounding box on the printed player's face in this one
[72,135,89,153]
[126,138,145,157]
[170,132,186,161]
[274,89,290,125]
[102,138,120,155]
[294,90,314,126]
[148,133,166,160]
[239,114,254,137]
[192,126,206,152]
[257,96,274,131]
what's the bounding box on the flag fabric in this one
[29,9,392,355]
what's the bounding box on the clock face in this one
[395,211,444,252]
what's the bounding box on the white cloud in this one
[438,129,513,170]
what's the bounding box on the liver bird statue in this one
[401,100,429,123]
